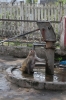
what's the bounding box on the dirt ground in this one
[0,55,66,100]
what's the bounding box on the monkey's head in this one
[28,50,36,57]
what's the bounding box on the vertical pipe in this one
[45,48,54,75]
[37,21,56,75]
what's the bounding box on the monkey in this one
[19,50,44,74]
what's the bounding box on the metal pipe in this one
[0,29,39,44]
[37,21,56,75]
[45,42,55,75]
[0,19,60,23]
[45,48,54,75]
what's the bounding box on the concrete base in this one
[6,67,66,90]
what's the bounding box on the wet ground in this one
[0,55,66,100]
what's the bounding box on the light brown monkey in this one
[19,50,44,74]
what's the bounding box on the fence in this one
[0,1,66,45]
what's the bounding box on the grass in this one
[3,41,33,47]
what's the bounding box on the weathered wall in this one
[0,45,46,58]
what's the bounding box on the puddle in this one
[12,67,66,82]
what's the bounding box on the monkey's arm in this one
[35,55,45,62]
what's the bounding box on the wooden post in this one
[20,1,24,34]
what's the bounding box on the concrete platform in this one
[6,66,66,90]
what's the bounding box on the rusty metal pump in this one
[37,21,56,75]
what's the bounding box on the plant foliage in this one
[26,0,38,3]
